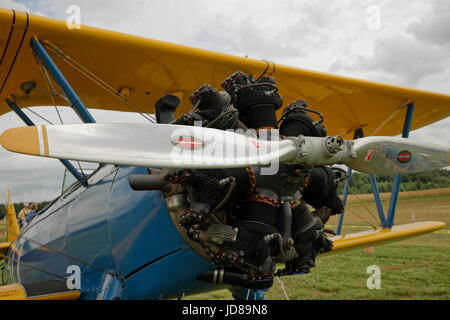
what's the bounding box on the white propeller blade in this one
[345,136,449,175]
[0,123,297,169]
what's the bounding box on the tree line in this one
[336,169,450,194]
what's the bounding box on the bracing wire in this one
[339,176,381,230]
[351,191,382,227]
[76,161,87,179]
[0,252,68,281]
[37,59,64,124]
[60,55,156,123]
[24,107,53,125]
[6,229,117,277]
[42,41,156,123]
[343,204,378,230]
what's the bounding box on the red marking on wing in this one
[364,149,374,161]
[397,151,412,163]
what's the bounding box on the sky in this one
[0,0,449,202]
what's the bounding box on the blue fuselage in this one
[6,165,217,299]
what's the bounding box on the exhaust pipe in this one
[128,174,171,192]
[197,269,273,290]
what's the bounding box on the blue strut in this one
[368,174,388,227]
[30,37,96,124]
[386,103,415,228]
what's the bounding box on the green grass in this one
[275,244,450,300]
[188,243,450,300]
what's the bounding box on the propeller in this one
[0,123,448,174]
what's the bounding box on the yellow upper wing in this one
[0,9,449,138]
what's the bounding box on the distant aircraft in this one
[0,8,448,300]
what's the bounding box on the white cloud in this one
[408,0,450,47]
[0,0,28,11]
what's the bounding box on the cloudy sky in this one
[0,0,449,202]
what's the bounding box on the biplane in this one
[0,8,448,300]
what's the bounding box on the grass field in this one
[188,188,450,300]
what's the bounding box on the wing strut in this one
[29,37,96,124]
[5,98,87,186]
[337,102,415,233]
[386,103,415,227]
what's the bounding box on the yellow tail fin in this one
[5,189,19,242]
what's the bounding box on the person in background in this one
[17,203,30,227]
[25,203,38,224]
